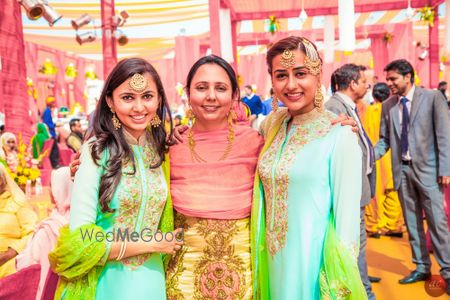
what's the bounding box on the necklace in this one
[187,124,235,163]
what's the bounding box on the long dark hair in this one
[91,58,172,213]
[185,55,239,99]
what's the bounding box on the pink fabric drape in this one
[0,264,41,300]
[428,7,439,89]
[170,126,263,219]
[238,54,271,97]
[175,36,200,85]
[23,43,102,114]
[370,35,389,79]
[54,52,68,108]
[100,0,117,79]
[151,59,178,107]
[74,58,86,108]
[0,0,32,143]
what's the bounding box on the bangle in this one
[116,240,127,261]
[121,240,127,260]
[116,241,125,261]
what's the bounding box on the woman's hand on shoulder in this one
[331,114,359,133]
[168,125,189,144]
[69,152,81,180]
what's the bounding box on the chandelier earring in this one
[111,108,121,130]
[150,114,162,128]
[186,108,195,123]
[314,85,324,110]
[228,109,238,125]
[272,95,279,112]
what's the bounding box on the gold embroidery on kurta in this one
[258,110,333,256]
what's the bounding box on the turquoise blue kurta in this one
[258,109,362,299]
[69,134,168,300]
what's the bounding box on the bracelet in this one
[116,241,125,261]
[116,240,127,261]
[121,240,128,260]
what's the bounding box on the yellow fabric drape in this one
[362,103,403,233]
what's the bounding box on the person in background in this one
[363,83,403,238]
[232,97,251,126]
[173,115,182,127]
[16,167,73,300]
[242,85,263,119]
[376,59,450,295]
[438,81,447,100]
[31,123,50,159]
[326,63,378,299]
[0,163,38,278]
[66,118,84,153]
[41,97,60,168]
[262,88,284,116]
[0,132,19,173]
[42,97,57,140]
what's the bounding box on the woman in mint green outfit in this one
[251,37,367,299]
[49,58,183,300]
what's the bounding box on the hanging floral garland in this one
[65,63,78,79]
[237,74,243,86]
[418,6,435,27]
[85,69,97,80]
[267,16,280,35]
[26,77,38,100]
[39,58,58,75]
[383,32,394,44]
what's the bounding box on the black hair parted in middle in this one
[90,57,172,213]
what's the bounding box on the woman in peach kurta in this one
[165,55,263,300]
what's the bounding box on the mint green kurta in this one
[257,109,364,299]
[67,135,168,300]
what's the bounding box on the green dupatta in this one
[31,123,50,159]
[250,108,366,300]
[251,109,287,300]
[49,153,174,300]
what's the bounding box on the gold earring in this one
[150,115,162,128]
[228,109,237,125]
[111,109,121,130]
[186,108,195,122]
[272,96,279,112]
[314,86,324,110]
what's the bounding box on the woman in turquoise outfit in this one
[251,37,367,299]
[49,58,183,300]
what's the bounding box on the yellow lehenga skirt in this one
[166,212,252,300]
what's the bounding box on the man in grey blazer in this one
[326,64,377,300]
[375,59,450,294]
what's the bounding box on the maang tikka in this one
[280,49,296,69]
[129,73,148,92]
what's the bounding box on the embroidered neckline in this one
[122,128,151,146]
[289,108,325,126]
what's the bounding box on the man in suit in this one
[326,64,378,300]
[375,59,450,294]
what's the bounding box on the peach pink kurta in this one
[166,125,263,299]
